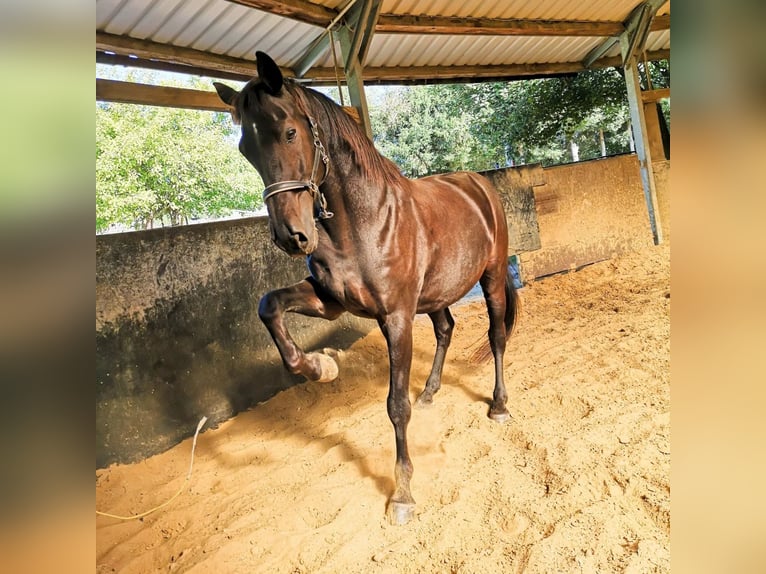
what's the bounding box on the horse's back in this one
[412,171,506,240]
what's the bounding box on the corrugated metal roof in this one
[96,0,670,84]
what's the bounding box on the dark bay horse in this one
[214,52,518,525]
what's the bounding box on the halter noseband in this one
[261,116,333,220]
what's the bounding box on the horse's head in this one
[214,52,329,257]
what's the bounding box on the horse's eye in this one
[286,128,297,142]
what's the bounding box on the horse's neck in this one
[319,152,400,251]
[322,174,373,226]
[323,140,398,217]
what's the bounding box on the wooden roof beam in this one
[97,32,272,79]
[225,0,335,27]
[96,78,231,112]
[583,1,669,68]
[376,15,624,36]
[97,32,668,85]
[221,0,669,37]
[97,43,669,86]
[378,14,669,36]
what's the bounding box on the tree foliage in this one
[96,73,262,233]
[370,61,669,173]
[96,61,669,230]
[371,86,485,177]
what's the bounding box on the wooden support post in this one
[337,0,380,139]
[338,27,372,139]
[621,39,664,245]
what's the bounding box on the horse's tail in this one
[469,267,520,364]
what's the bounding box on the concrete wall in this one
[96,155,669,467]
[96,217,375,467]
[520,154,667,279]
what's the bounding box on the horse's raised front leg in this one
[379,311,416,525]
[258,277,345,382]
[415,308,455,407]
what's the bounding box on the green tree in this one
[371,85,488,177]
[465,68,633,165]
[96,74,262,232]
[369,62,669,170]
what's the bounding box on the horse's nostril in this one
[291,232,309,249]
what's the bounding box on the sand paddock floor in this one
[97,242,670,573]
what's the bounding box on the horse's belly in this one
[417,258,486,313]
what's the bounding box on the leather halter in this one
[261,117,333,220]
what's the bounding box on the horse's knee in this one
[258,292,279,323]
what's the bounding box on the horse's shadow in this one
[202,348,395,497]
[203,335,499,501]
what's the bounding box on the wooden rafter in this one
[97,79,231,112]
[220,0,669,37]
[583,1,668,67]
[97,28,669,87]
[96,32,262,78]
[225,0,334,27]
[96,78,362,123]
[97,45,669,90]
[376,15,624,36]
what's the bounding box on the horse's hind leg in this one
[480,267,511,422]
[415,308,454,407]
[258,277,345,382]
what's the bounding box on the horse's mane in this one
[283,81,403,187]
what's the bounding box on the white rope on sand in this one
[96,416,208,521]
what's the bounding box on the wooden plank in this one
[96,79,231,112]
[224,0,334,27]
[641,87,670,102]
[97,32,264,79]
[97,32,668,85]
[96,77,363,123]
[376,15,624,36]
[96,52,254,83]
[650,14,670,31]
[221,0,670,36]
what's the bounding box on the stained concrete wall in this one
[96,217,375,467]
[520,154,668,279]
[97,155,668,467]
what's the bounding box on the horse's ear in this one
[213,82,240,107]
[256,51,283,95]
[213,82,241,124]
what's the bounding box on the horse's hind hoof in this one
[489,407,511,423]
[309,353,338,383]
[387,501,416,525]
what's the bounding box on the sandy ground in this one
[96,242,670,573]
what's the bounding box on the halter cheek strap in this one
[261,117,333,220]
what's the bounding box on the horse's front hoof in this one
[414,392,433,408]
[488,406,511,423]
[387,501,416,525]
[309,352,338,383]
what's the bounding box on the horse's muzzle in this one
[273,230,318,257]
